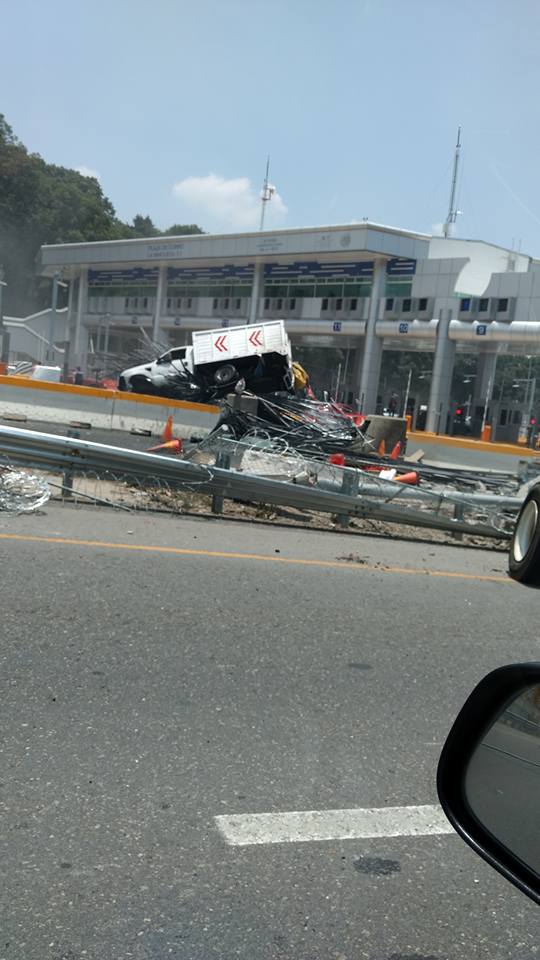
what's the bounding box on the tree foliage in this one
[0,115,203,315]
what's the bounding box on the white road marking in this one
[215,804,454,846]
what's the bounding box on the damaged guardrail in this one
[0,424,521,539]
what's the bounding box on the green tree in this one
[131,214,160,237]
[162,223,204,236]
[0,114,204,315]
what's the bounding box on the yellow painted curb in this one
[408,431,539,457]
[0,375,220,414]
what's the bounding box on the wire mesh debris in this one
[0,467,51,514]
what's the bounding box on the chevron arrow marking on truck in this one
[214,335,228,353]
[248,329,263,347]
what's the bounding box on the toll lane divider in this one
[0,375,220,436]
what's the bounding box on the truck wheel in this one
[509,487,540,584]
[130,376,155,396]
[214,364,238,386]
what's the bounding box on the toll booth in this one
[469,400,531,443]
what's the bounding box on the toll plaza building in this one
[37,222,540,437]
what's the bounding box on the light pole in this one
[401,367,413,418]
[462,374,476,421]
[101,313,112,361]
[47,271,68,364]
[0,265,9,367]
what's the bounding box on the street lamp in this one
[47,270,68,364]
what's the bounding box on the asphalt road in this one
[1,505,540,960]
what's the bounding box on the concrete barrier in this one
[0,376,220,437]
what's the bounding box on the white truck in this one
[118,320,294,400]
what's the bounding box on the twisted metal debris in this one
[0,424,521,539]
[0,467,51,513]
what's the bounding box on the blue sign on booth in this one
[221,318,230,328]
[399,322,409,334]
[333,321,342,332]
[476,324,487,336]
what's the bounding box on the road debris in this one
[0,466,50,513]
[0,422,530,543]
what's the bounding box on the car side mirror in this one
[437,663,540,906]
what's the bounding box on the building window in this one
[321,297,329,311]
[514,410,522,425]
[500,409,508,426]
[223,298,230,309]
[350,298,358,311]
[289,298,296,310]
[166,297,172,309]
[276,298,283,310]
[186,297,192,309]
[418,297,428,311]
[386,297,394,310]
[460,297,471,312]
[235,298,241,309]
[498,297,509,312]
[479,298,489,312]
[142,297,148,309]
[125,297,129,308]
[336,297,343,311]
[213,298,218,309]
[402,298,411,312]
[264,298,270,310]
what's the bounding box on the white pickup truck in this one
[118,320,294,400]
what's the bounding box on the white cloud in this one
[75,165,100,181]
[172,173,288,232]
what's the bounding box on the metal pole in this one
[47,272,60,364]
[260,156,272,231]
[334,362,342,400]
[480,372,493,435]
[402,367,412,418]
[528,377,536,446]
[103,318,111,361]
[443,126,461,239]
[341,348,351,402]
[0,276,9,365]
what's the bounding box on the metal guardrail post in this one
[62,429,80,497]
[452,501,465,540]
[339,470,359,528]
[212,451,231,514]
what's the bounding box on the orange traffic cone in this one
[394,471,419,485]
[147,438,183,454]
[162,415,174,442]
[389,441,401,461]
[377,438,386,456]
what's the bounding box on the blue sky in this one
[3,0,540,253]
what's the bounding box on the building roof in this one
[38,221,431,278]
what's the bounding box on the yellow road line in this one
[0,532,511,583]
